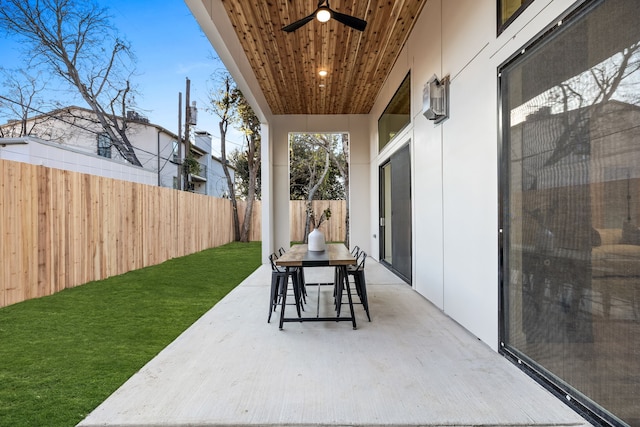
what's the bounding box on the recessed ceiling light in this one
[318,70,328,77]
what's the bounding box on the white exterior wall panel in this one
[366,0,584,349]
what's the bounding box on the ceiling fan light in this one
[316,8,331,23]
[318,70,328,77]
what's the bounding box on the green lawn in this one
[0,242,262,427]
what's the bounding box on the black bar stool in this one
[268,253,304,323]
[278,247,306,302]
[346,251,371,321]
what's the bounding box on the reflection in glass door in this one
[380,144,412,283]
[500,0,640,424]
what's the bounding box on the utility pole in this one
[182,77,198,192]
[177,91,182,191]
[184,78,191,191]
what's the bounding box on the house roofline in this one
[1,105,182,140]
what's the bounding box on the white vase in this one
[308,228,326,251]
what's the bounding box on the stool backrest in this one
[356,251,367,271]
[269,253,279,271]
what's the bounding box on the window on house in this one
[172,140,179,163]
[378,73,410,152]
[500,0,640,424]
[498,0,534,34]
[97,133,112,158]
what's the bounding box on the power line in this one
[2,94,249,161]
[0,95,104,136]
[0,94,180,165]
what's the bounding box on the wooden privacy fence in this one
[0,159,235,308]
[237,200,346,243]
[288,200,346,242]
[0,159,347,308]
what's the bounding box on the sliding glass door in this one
[500,0,640,424]
[380,144,412,283]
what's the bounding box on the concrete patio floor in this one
[78,259,591,427]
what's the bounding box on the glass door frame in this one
[378,144,412,284]
[379,159,392,269]
[498,1,635,425]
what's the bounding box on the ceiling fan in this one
[282,0,367,33]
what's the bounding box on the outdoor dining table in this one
[275,243,357,330]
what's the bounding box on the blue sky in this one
[0,0,244,154]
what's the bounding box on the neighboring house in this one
[0,136,157,185]
[189,131,236,198]
[0,106,233,197]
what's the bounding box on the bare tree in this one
[0,0,142,165]
[0,68,50,137]
[309,134,350,245]
[291,133,349,244]
[289,134,332,242]
[303,149,331,243]
[207,72,261,242]
[543,42,640,166]
[207,71,241,240]
[236,90,261,243]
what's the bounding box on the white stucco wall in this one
[0,107,184,189]
[0,136,157,185]
[130,123,180,188]
[367,0,581,349]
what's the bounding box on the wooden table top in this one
[275,243,356,267]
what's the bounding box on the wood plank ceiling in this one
[219,0,428,115]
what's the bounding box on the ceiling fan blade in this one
[331,10,367,31]
[282,13,316,32]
